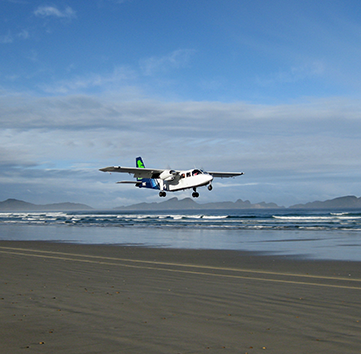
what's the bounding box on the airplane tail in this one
[135,157,159,189]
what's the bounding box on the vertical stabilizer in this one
[135,157,159,190]
[136,156,145,169]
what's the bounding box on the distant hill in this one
[2,195,361,212]
[115,197,282,211]
[117,195,361,211]
[0,199,93,211]
[290,195,361,209]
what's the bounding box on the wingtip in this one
[99,166,120,172]
[99,167,113,172]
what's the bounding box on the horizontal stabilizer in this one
[208,171,244,178]
[116,181,141,185]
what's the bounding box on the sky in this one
[1,0,361,208]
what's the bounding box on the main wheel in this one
[192,192,199,198]
[159,191,166,197]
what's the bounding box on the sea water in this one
[1,209,361,261]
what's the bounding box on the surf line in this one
[1,248,361,291]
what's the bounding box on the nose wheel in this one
[208,184,213,191]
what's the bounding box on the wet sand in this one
[1,240,361,353]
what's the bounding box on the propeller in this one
[159,169,178,181]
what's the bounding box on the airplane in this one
[99,157,244,198]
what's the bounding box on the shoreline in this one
[2,223,361,262]
[1,241,361,353]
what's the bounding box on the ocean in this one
[1,208,361,261]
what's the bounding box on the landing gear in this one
[208,184,213,191]
[192,187,199,198]
[159,191,166,197]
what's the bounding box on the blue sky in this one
[1,0,361,208]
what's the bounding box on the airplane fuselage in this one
[168,172,213,191]
[139,169,213,192]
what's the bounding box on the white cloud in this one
[0,29,30,45]
[34,6,76,19]
[0,31,13,44]
[257,61,326,86]
[140,49,196,76]
[40,66,136,94]
[17,29,29,39]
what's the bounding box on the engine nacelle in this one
[159,170,177,181]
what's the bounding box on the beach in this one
[1,241,360,353]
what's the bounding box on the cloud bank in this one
[1,92,360,207]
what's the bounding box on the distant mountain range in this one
[0,199,92,211]
[115,197,281,210]
[289,195,361,209]
[1,195,361,211]
[115,195,361,210]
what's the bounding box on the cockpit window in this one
[192,169,202,176]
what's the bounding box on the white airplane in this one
[100,157,243,198]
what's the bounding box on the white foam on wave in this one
[274,216,332,220]
[274,215,361,222]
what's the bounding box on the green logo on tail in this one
[137,159,145,168]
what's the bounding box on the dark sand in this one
[1,241,360,353]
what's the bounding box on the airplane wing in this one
[208,171,244,178]
[99,166,165,179]
[100,166,243,179]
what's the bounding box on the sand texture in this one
[1,241,361,353]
